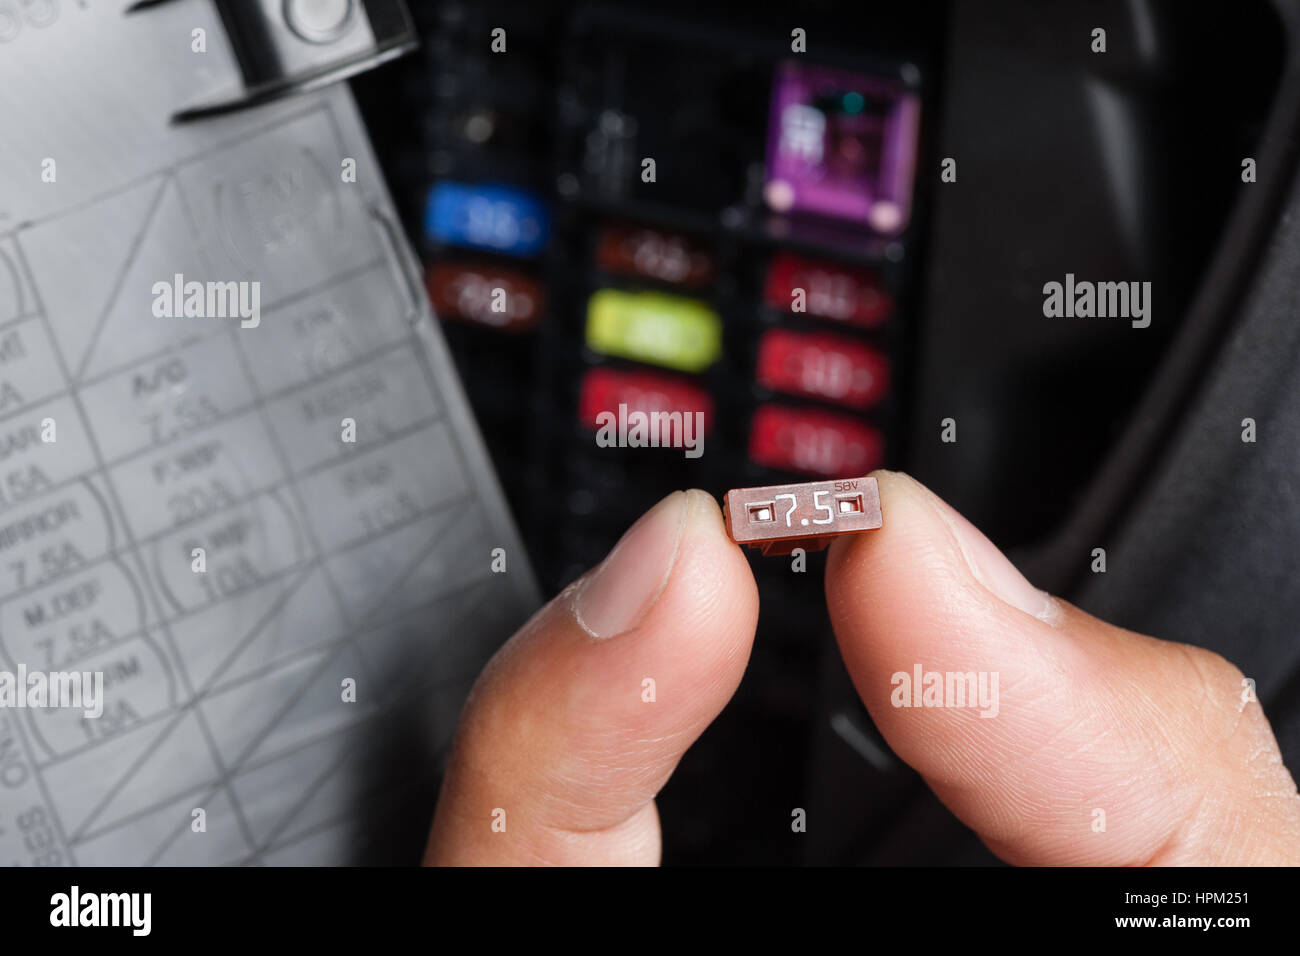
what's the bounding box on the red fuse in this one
[427,261,544,332]
[579,367,714,433]
[596,223,715,288]
[756,328,889,409]
[749,405,884,477]
[763,251,891,327]
[723,476,882,555]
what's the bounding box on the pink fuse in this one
[764,61,920,235]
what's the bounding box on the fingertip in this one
[821,470,1086,846]
[428,486,759,864]
[825,469,1006,675]
[623,487,759,704]
[672,487,760,629]
[820,471,1300,866]
[827,469,1054,635]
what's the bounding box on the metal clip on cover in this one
[128,0,415,122]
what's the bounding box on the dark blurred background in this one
[350,0,1289,863]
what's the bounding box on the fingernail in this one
[574,490,688,639]
[897,473,1055,622]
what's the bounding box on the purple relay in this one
[764,61,921,235]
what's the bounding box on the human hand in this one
[424,473,1300,865]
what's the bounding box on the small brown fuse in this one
[723,476,882,556]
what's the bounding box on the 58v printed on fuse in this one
[722,476,882,556]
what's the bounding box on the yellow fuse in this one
[585,289,723,373]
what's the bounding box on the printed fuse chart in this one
[0,13,537,866]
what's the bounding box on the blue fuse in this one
[424,182,550,257]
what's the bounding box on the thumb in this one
[425,489,758,865]
[825,470,1300,865]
